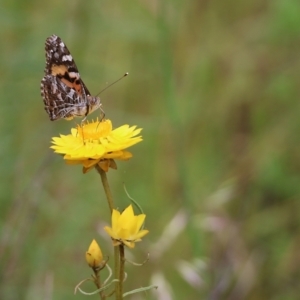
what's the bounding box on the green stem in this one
[114,246,121,300]
[95,164,121,299]
[93,269,105,299]
[118,245,125,298]
[95,165,114,213]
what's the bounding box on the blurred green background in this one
[1,0,300,299]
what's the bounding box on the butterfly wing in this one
[43,35,91,96]
[41,35,93,120]
[43,74,93,120]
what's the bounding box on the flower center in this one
[76,120,112,141]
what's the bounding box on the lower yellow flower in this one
[104,205,149,249]
[51,119,142,173]
[85,239,104,269]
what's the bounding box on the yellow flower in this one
[85,239,104,269]
[50,119,142,173]
[104,205,149,249]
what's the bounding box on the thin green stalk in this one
[114,246,121,300]
[93,269,105,299]
[95,165,114,213]
[95,164,122,299]
[118,245,125,297]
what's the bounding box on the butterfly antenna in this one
[96,72,129,97]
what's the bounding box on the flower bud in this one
[85,239,103,268]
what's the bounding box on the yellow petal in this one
[50,119,142,172]
[104,205,149,248]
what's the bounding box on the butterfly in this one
[41,35,102,121]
